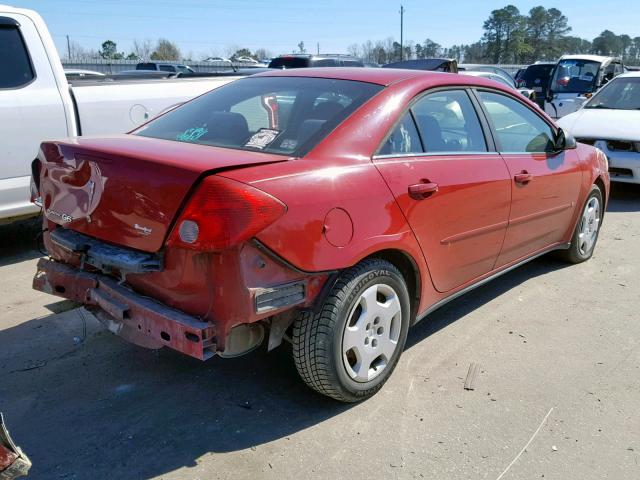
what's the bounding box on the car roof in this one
[617,71,640,78]
[254,67,457,86]
[559,54,617,63]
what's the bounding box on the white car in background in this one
[544,55,624,119]
[0,5,243,224]
[558,72,640,184]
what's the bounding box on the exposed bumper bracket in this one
[33,259,216,360]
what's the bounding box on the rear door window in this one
[411,90,487,152]
[378,113,423,156]
[0,24,35,88]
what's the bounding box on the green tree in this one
[483,5,526,63]
[422,38,442,58]
[545,8,571,58]
[297,41,306,54]
[560,36,591,55]
[230,48,254,61]
[99,40,123,59]
[150,39,181,61]
[592,30,622,56]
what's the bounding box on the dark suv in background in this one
[268,54,364,69]
[515,62,555,107]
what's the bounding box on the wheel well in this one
[594,176,606,197]
[594,176,606,219]
[365,249,421,318]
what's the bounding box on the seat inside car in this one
[204,111,250,144]
[295,101,345,145]
[415,114,447,151]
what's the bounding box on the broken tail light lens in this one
[167,175,286,251]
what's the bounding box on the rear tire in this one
[292,259,411,402]
[559,184,603,264]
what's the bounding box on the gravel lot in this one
[0,183,638,480]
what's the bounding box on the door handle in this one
[408,182,438,200]
[514,172,533,184]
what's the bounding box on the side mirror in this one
[555,128,576,151]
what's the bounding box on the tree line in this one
[348,6,640,65]
[65,5,640,65]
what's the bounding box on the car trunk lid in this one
[37,135,289,252]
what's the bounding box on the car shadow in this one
[405,256,568,349]
[606,182,640,212]
[0,254,572,480]
[0,216,43,267]
[0,310,350,479]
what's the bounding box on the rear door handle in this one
[514,172,533,184]
[408,182,438,200]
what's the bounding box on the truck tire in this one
[560,184,603,264]
[292,259,411,402]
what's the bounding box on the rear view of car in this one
[31,75,383,363]
[517,62,555,107]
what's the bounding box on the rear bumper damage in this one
[33,258,217,360]
[0,414,31,480]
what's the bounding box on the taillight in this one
[167,175,286,251]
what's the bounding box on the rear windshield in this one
[551,59,600,94]
[136,63,156,70]
[134,76,383,156]
[268,57,309,69]
[522,65,554,86]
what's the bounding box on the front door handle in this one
[408,182,438,200]
[514,172,534,184]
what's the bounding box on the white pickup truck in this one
[0,5,242,223]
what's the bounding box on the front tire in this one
[560,184,603,263]
[292,259,411,402]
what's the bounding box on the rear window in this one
[522,65,553,83]
[268,57,309,69]
[0,25,34,88]
[135,76,383,156]
[136,63,156,70]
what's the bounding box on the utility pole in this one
[66,34,71,61]
[317,42,320,55]
[399,5,404,61]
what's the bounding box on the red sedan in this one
[32,68,609,402]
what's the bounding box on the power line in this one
[399,5,404,61]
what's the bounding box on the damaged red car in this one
[32,68,609,402]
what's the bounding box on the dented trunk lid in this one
[38,135,289,252]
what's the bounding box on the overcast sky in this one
[9,0,639,59]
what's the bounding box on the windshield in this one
[551,59,600,94]
[585,77,640,110]
[134,76,383,156]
